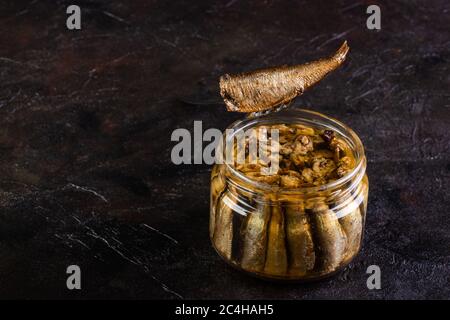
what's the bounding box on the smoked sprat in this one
[219,41,349,113]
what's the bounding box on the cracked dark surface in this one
[0,0,449,299]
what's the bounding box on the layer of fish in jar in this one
[335,174,369,263]
[308,201,347,273]
[284,202,316,276]
[210,164,227,238]
[212,189,238,260]
[334,192,363,264]
[225,123,359,277]
[240,199,271,273]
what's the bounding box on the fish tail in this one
[332,41,349,64]
[300,41,350,92]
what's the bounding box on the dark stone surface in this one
[0,0,449,299]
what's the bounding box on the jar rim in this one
[222,107,366,194]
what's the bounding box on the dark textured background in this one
[0,0,449,299]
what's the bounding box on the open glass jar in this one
[210,108,368,281]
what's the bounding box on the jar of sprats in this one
[210,108,368,281]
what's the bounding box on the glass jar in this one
[210,108,368,281]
